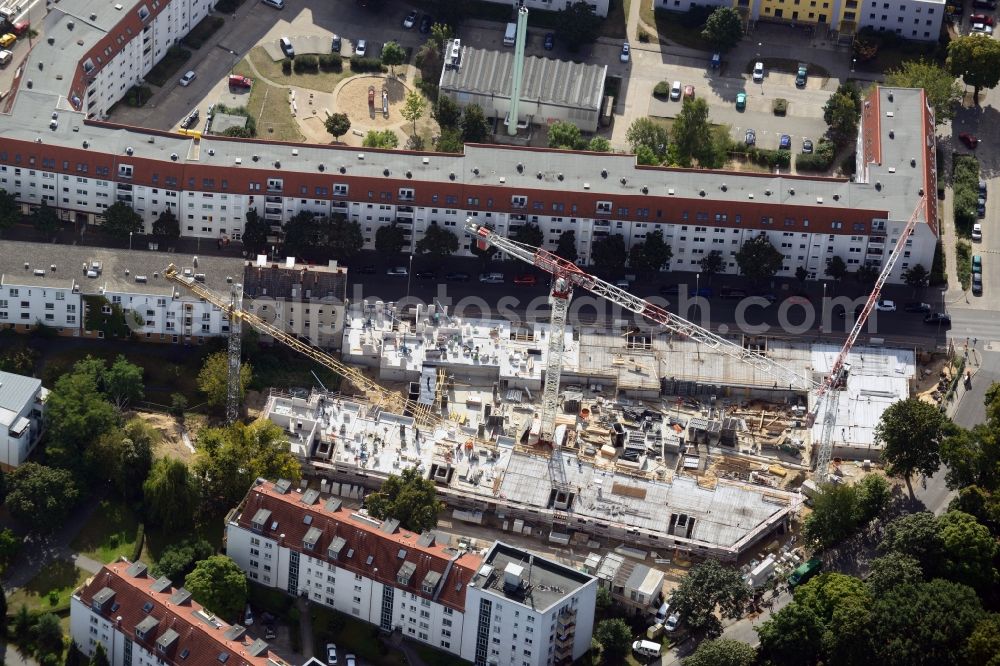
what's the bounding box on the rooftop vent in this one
[536,172,542,179]
[789,188,795,195]
[473,167,480,176]
[449,172,456,180]
[558,173,564,181]
[911,158,917,167]
[667,188,674,195]
[699,189,705,197]
[234,157,241,165]
[318,164,325,171]
[357,153,364,160]
[516,163,524,173]
[383,168,390,176]
[816,197,824,203]
[125,146,133,155]
[422,157,430,165]
[274,161,281,169]
[601,169,608,179]
[292,149,299,156]
[833,194,840,201]
[748,193,754,199]
[641,186,647,194]
[889,130,894,139]
[875,181,882,191]
[339,166,346,173]
[583,182,590,189]
[620,177,626,185]
[33,269,45,277]
[918,188,924,196]
[50,265,56,271]
[888,90,894,102]
[208,149,215,156]
[252,155,260,162]
[765,189,771,196]
[405,170,412,178]
[67,20,74,29]
[90,13,97,20]
[171,153,178,161]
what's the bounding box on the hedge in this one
[131,523,146,563]
[349,57,386,73]
[953,154,981,237]
[281,58,292,75]
[318,53,343,72]
[795,139,836,172]
[956,239,972,291]
[653,81,670,98]
[182,16,225,49]
[293,54,319,74]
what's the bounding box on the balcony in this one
[394,218,412,225]
[397,205,414,214]
[265,195,282,204]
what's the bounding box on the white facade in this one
[857,0,944,41]
[654,0,728,14]
[0,370,47,469]
[0,280,81,330]
[103,290,229,339]
[481,0,611,18]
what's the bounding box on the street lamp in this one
[757,43,764,94]
[851,58,856,73]
[405,253,413,299]
[129,231,133,251]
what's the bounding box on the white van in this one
[0,49,11,67]
[503,22,517,46]
[632,640,662,658]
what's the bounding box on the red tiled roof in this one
[235,481,482,612]
[77,561,284,666]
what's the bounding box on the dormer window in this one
[397,561,416,586]
[251,509,271,532]
[303,526,322,551]
[135,616,159,640]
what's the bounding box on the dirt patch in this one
[336,74,410,132]
[245,390,268,419]
[136,411,205,463]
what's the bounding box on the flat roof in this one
[440,46,607,112]
[478,541,593,612]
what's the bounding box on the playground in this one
[295,73,412,145]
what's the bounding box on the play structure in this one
[382,86,389,117]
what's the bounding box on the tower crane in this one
[467,193,925,481]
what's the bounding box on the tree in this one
[143,457,199,532]
[595,586,612,613]
[756,598,825,665]
[152,209,180,239]
[626,117,669,164]
[375,223,407,255]
[947,35,1000,102]
[855,473,891,521]
[824,89,861,146]
[416,42,443,86]
[362,129,399,149]
[936,510,997,591]
[878,511,943,574]
[401,91,427,136]
[65,641,84,666]
[670,97,715,167]
[874,398,950,485]
[555,1,602,52]
[242,210,270,257]
[184,556,248,622]
[380,40,405,74]
[89,418,156,501]
[435,128,464,153]
[735,234,784,284]
[669,559,750,637]
[588,136,611,152]
[43,369,117,465]
[33,613,64,658]
[902,264,929,292]
[965,614,1000,666]
[0,188,19,233]
[31,202,60,236]
[885,59,962,124]
[796,266,808,284]
[699,250,724,283]
[461,104,490,143]
[415,224,459,257]
[593,618,631,663]
[101,201,143,237]
[193,420,300,512]
[590,234,627,274]
[855,264,879,284]
[103,355,144,410]
[430,22,455,50]
[511,223,544,248]
[684,638,756,666]
[364,467,444,533]
[793,573,873,665]
[629,229,672,275]
[432,95,462,130]
[327,215,364,259]
[548,121,584,150]
[869,579,984,665]
[7,464,79,532]
[152,538,215,582]
[324,112,351,142]
[0,527,19,570]
[555,230,578,264]
[825,256,847,281]
[948,484,1000,533]
[866,553,924,595]
[701,7,743,52]
[197,351,251,411]
[804,482,861,549]
[90,643,110,666]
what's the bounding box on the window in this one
[596,201,612,214]
[333,184,349,196]
[511,195,527,208]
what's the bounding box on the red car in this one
[513,274,537,286]
[228,74,253,89]
[960,132,979,149]
[970,13,995,25]
[8,20,29,36]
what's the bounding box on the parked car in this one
[972,22,994,34]
[543,32,555,50]
[875,299,897,312]
[973,0,997,11]
[279,36,294,58]
[972,254,982,273]
[720,287,748,299]
[244,605,254,626]
[445,271,470,281]
[179,70,197,86]
[480,272,504,284]
[354,39,367,57]
[326,643,338,666]
[752,61,764,82]
[745,128,756,146]
[904,302,931,313]
[659,284,681,296]
[386,266,408,276]
[973,223,983,241]
[7,21,29,36]
[419,14,433,33]
[262,0,285,8]
[665,613,680,632]
[0,33,15,49]
[961,133,980,150]
[683,84,695,99]
[620,42,630,62]
[980,180,988,198]
[402,10,418,29]
[802,138,814,153]
[795,64,807,87]
[971,12,995,24]
[344,656,356,666]
[513,274,537,286]
[228,74,253,89]
[263,626,277,640]
[973,272,983,295]
[978,196,986,217]
[670,80,682,101]
[736,91,747,110]
[924,312,952,325]
[689,286,713,298]
[332,34,342,53]
[615,279,632,289]
[0,49,11,67]
[779,134,791,150]
[180,110,199,129]
[415,270,438,280]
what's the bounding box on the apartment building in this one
[0,0,936,283]
[0,370,48,469]
[225,479,597,665]
[856,0,944,41]
[71,559,291,666]
[584,552,665,617]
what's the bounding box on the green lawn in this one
[232,57,305,143]
[142,511,226,570]
[8,560,90,613]
[413,645,467,666]
[311,605,406,666]
[70,498,141,565]
[243,46,352,93]
[640,2,713,51]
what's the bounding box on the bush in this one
[840,152,857,176]
[215,0,245,12]
[125,86,153,107]
[953,154,981,237]
[318,53,343,72]
[131,523,145,562]
[653,81,670,98]
[796,139,836,172]
[772,98,788,116]
[930,239,947,286]
[145,46,191,87]
[350,57,386,73]
[956,239,972,290]
[750,147,791,169]
[638,29,650,43]
[281,59,292,75]
[293,54,319,74]
[182,16,225,49]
